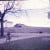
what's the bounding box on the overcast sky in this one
[0,0,50,27]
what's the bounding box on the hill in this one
[2,24,50,33]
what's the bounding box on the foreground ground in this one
[0,33,50,50]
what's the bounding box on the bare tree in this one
[0,0,26,36]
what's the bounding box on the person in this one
[6,32,11,42]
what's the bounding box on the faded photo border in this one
[0,0,26,1]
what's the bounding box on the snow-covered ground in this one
[0,33,50,44]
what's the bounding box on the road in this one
[0,33,50,44]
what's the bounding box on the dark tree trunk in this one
[0,10,6,37]
[0,19,4,36]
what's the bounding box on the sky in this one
[0,0,50,27]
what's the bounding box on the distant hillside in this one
[0,24,50,33]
